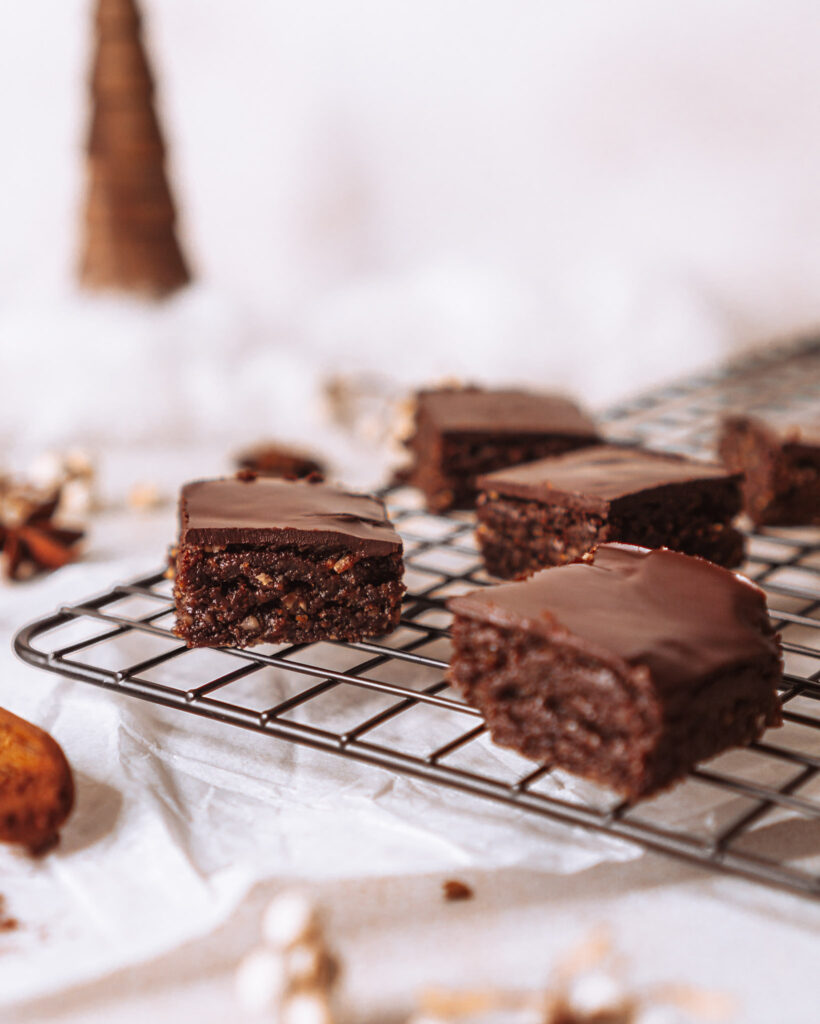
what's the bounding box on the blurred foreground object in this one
[27,449,97,522]
[0,708,74,854]
[235,441,326,481]
[78,0,191,297]
[235,889,340,1021]
[0,480,85,581]
[410,928,736,1023]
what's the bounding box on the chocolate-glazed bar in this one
[448,544,782,799]
[401,387,600,512]
[476,444,745,578]
[718,414,820,526]
[173,477,405,648]
[234,441,325,481]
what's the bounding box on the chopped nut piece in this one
[332,554,357,573]
[282,592,309,613]
[240,615,261,632]
[255,572,274,586]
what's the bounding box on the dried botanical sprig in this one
[0,484,84,581]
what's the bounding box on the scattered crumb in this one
[442,880,473,902]
[0,897,19,934]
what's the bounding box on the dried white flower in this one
[566,970,627,1016]
[27,451,66,492]
[261,890,320,950]
[284,943,335,989]
[235,947,287,1014]
[280,991,335,1024]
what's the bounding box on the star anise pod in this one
[0,483,84,581]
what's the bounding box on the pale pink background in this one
[2,1,820,449]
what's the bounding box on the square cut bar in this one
[234,441,325,481]
[718,414,820,526]
[476,444,745,578]
[447,544,782,800]
[173,477,405,648]
[401,387,600,512]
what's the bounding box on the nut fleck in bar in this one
[402,386,600,512]
[448,544,782,800]
[173,477,405,648]
[476,444,744,578]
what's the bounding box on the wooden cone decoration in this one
[78,0,191,297]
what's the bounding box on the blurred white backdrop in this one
[2,0,820,449]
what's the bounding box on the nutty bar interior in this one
[476,446,745,578]
[174,478,404,648]
[448,545,783,799]
[450,616,781,799]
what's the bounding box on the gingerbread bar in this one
[448,544,782,799]
[476,444,745,578]
[401,387,600,512]
[174,477,404,647]
[718,414,820,526]
[234,441,325,481]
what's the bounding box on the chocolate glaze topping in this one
[180,478,402,554]
[448,544,778,692]
[478,444,739,509]
[417,388,599,437]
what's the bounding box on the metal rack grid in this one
[13,339,820,899]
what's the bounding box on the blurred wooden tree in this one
[78,0,191,297]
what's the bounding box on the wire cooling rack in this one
[13,339,820,898]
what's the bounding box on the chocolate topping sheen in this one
[478,444,739,508]
[448,544,778,692]
[180,478,402,554]
[418,388,599,437]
